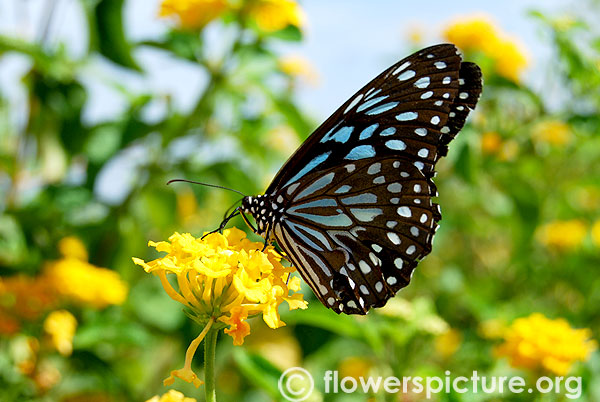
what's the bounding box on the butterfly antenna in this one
[167,179,246,197]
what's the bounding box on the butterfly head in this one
[241,194,281,238]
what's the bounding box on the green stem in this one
[204,328,218,402]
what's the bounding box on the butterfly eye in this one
[239,44,482,315]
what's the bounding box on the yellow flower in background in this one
[591,220,600,247]
[444,16,498,52]
[339,356,373,380]
[536,220,586,251]
[435,328,462,358]
[132,228,307,387]
[494,313,596,375]
[146,389,197,402]
[159,0,228,30]
[247,0,305,32]
[478,318,508,339]
[43,310,77,356]
[492,38,529,82]
[279,54,320,85]
[246,325,302,370]
[498,139,519,162]
[480,131,502,155]
[407,23,424,44]
[46,258,128,308]
[176,188,200,226]
[58,236,88,261]
[266,126,301,156]
[532,120,572,146]
[444,15,529,82]
[0,275,58,326]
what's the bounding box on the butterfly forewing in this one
[243,44,482,314]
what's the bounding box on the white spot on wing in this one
[359,260,371,274]
[387,232,401,245]
[396,112,418,121]
[397,206,412,217]
[344,93,363,114]
[398,70,416,81]
[414,77,430,88]
[392,61,411,75]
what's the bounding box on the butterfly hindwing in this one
[272,156,441,314]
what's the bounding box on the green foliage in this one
[0,1,599,401]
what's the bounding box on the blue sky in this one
[0,0,566,124]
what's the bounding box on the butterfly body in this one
[238,44,482,315]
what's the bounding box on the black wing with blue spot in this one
[258,44,482,314]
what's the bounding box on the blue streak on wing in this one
[341,193,378,205]
[288,211,353,227]
[366,101,399,116]
[286,221,325,252]
[288,198,338,213]
[359,124,379,140]
[321,126,354,143]
[283,151,331,188]
[344,145,376,160]
[356,95,388,112]
[350,208,384,222]
[287,221,332,252]
[380,127,396,136]
[294,172,336,201]
[334,185,352,194]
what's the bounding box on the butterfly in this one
[227,44,482,315]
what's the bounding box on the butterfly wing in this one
[266,44,481,194]
[261,44,482,314]
[272,156,439,314]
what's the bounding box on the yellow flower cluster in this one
[247,0,306,32]
[278,54,319,85]
[495,313,596,375]
[146,390,196,402]
[159,0,305,32]
[532,120,572,146]
[45,237,128,308]
[133,228,307,343]
[159,0,228,30]
[536,220,587,251]
[444,15,528,82]
[435,328,462,358]
[592,220,600,247]
[43,310,77,356]
[480,131,502,154]
[133,228,307,387]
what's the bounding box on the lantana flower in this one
[132,227,307,390]
[494,313,597,375]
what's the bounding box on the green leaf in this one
[86,0,141,70]
[232,348,282,398]
[454,142,474,183]
[271,96,314,139]
[270,25,303,42]
[281,305,362,338]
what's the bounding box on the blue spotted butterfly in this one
[232,44,482,314]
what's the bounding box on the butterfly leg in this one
[201,207,241,239]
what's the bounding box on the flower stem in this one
[204,327,218,402]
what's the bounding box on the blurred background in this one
[1,0,600,401]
